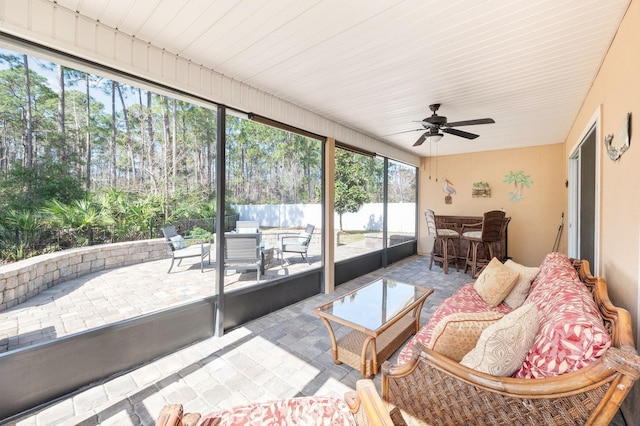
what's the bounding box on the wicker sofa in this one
[381,252,640,425]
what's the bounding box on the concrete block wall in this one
[0,239,168,311]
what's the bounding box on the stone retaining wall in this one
[0,239,168,311]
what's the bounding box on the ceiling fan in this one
[398,104,495,147]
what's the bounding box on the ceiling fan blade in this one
[442,128,479,139]
[446,118,495,127]
[385,128,423,136]
[412,120,438,128]
[413,133,427,146]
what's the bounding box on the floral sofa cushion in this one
[199,396,357,426]
[397,283,513,364]
[514,252,611,378]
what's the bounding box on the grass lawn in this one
[337,230,369,245]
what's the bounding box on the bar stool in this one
[425,209,460,274]
[461,210,505,278]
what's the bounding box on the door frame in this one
[568,105,601,274]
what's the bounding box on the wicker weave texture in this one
[387,361,609,425]
[337,315,416,376]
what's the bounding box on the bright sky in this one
[0,45,125,110]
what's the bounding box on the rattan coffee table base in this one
[335,315,415,378]
[313,279,433,378]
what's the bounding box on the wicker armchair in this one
[381,259,640,425]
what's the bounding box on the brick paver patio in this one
[3,254,470,425]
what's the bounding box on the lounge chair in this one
[161,225,211,273]
[277,224,314,264]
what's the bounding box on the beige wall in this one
[564,0,640,344]
[418,143,565,267]
[563,1,640,420]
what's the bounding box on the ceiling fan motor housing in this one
[408,103,495,145]
[423,103,447,128]
[423,115,447,128]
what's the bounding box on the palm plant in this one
[0,209,41,260]
[124,195,164,239]
[1,209,40,232]
[96,188,129,226]
[42,198,111,246]
[88,190,165,240]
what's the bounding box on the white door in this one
[568,110,600,274]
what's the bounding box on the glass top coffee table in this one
[312,278,433,378]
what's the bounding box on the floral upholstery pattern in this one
[399,252,611,377]
[397,283,512,364]
[199,396,357,426]
[514,252,611,378]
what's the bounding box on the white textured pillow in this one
[169,235,185,249]
[298,232,311,245]
[427,311,505,362]
[460,303,539,376]
[503,260,540,309]
[474,258,520,307]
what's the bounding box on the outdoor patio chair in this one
[277,224,315,264]
[235,220,260,233]
[161,225,211,273]
[224,232,262,282]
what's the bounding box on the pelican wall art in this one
[443,177,456,204]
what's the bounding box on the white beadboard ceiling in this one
[49,0,629,157]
